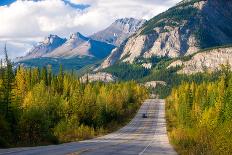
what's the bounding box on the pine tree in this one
[56,64,63,93]
[41,66,48,85]
[15,66,27,103]
[47,65,52,86]
[2,44,14,117]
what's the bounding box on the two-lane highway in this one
[0,99,177,155]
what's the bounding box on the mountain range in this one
[44,32,115,59]
[16,18,145,72]
[16,32,115,61]
[16,0,232,76]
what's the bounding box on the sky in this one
[0,0,181,59]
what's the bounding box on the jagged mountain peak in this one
[38,34,65,45]
[113,17,147,34]
[90,17,146,46]
[44,32,115,59]
[64,32,89,48]
[70,32,89,41]
[16,34,66,61]
[42,34,61,44]
[114,17,146,26]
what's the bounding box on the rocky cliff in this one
[80,72,117,83]
[168,46,232,74]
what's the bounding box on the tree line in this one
[0,49,148,147]
[166,64,232,154]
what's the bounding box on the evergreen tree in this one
[41,66,48,85]
[2,44,14,117]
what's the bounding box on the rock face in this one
[45,32,115,59]
[167,60,183,69]
[142,63,152,69]
[99,0,232,69]
[16,35,66,61]
[144,81,166,88]
[90,18,146,46]
[168,47,232,74]
[81,72,116,83]
[44,33,89,58]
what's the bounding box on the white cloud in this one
[0,0,181,58]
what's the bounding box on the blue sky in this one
[0,0,15,6]
[0,0,181,58]
[0,0,90,9]
[62,0,90,10]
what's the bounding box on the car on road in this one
[142,113,148,118]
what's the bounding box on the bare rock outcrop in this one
[81,72,117,83]
[168,47,232,74]
[144,81,167,88]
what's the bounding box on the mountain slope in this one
[16,56,99,74]
[45,32,115,59]
[99,0,232,69]
[16,35,66,61]
[90,18,146,46]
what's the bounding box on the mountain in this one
[90,18,146,46]
[16,32,115,73]
[16,35,66,61]
[45,32,115,59]
[99,0,232,69]
[45,33,89,58]
[15,18,146,72]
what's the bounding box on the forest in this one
[166,64,232,154]
[0,52,148,147]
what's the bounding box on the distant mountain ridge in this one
[44,32,115,59]
[16,32,115,61]
[15,18,146,73]
[98,0,232,70]
[17,18,146,62]
[90,18,146,46]
[17,35,66,61]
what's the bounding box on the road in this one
[0,99,177,155]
